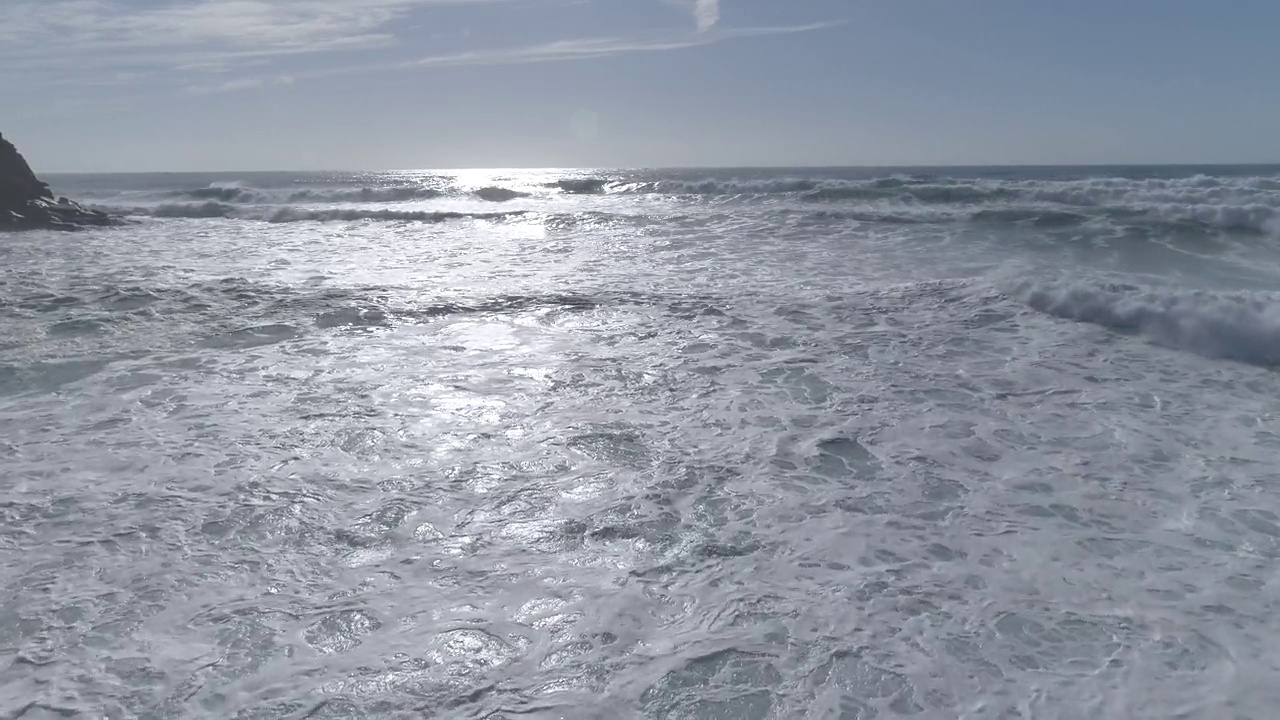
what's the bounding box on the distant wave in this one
[285,187,443,203]
[1144,203,1280,234]
[180,184,262,203]
[263,208,527,224]
[473,187,529,202]
[544,176,961,197]
[101,171,1280,236]
[120,201,1280,235]
[651,179,822,195]
[173,183,442,204]
[549,178,611,194]
[539,175,1280,230]
[538,176,1018,199]
[1023,175,1280,207]
[774,206,1091,227]
[970,208,1092,227]
[782,202,1279,233]
[772,208,932,225]
[150,201,237,218]
[1014,279,1280,367]
[969,204,1274,232]
[114,203,526,224]
[803,184,1018,204]
[121,172,1280,209]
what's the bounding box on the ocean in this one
[4,166,1280,718]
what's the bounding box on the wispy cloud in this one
[0,0,498,67]
[188,75,297,96]
[0,0,841,95]
[405,22,838,68]
[183,21,842,93]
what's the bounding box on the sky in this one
[2,0,1280,172]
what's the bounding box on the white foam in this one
[1013,278,1280,366]
[148,201,236,218]
[1146,202,1280,233]
[263,207,526,224]
[176,184,442,204]
[98,202,527,224]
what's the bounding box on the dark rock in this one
[0,132,120,231]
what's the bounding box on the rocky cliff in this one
[0,132,117,231]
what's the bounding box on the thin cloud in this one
[188,75,297,96]
[406,22,840,68]
[189,21,841,93]
[0,0,842,95]
[0,0,504,64]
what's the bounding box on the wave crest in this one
[971,208,1090,227]
[264,208,527,224]
[180,185,261,203]
[802,184,1016,204]
[285,187,442,203]
[109,203,526,224]
[175,183,441,204]
[1147,203,1280,234]
[149,201,236,218]
[473,187,528,202]
[551,178,611,194]
[1015,279,1280,367]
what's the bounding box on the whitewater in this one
[4,165,1280,718]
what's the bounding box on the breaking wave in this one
[650,179,822,195]
[150,201,237,218]
[263,208,526,224]
[285,187,442,203]
[766,203,1279,231]
[473,187,529,202]
[802,184,1017,204]
[535,175,1280,232]
[550,178,611,194]
[1145,203,1280,234]
[173,183,442,204]
[970,208,1092,227]
[1014,279,1280,367]
[180,184,262,203]
[115,203,526,224]
[83,169,1280,235]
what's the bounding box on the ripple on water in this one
[305,609,383,655]
[641,650,782,720]
[201,324,302,349]
[0,357,117,395]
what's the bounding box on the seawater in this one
[4,166,1280,718]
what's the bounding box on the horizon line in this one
[40,161,1280,176]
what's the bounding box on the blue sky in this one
[2,0,1279,171]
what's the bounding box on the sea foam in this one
[1014,279,1280,367]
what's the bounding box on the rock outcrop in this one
[1,132,117,231]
